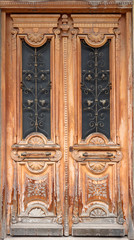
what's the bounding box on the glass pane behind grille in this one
[22,41,51,139]
[81,40,110,139]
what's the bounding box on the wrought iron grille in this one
[81,40,110,139]
[22,40,51,139]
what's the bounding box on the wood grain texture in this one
[0,10,133,238]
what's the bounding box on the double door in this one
[4,13,131,236]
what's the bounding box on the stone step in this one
[72,223,125,237]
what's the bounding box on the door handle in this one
[82,152,113,157]
[21,152,51,157]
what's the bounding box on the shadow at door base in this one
[72,223,125,237]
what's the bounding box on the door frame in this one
[0,1,133,239]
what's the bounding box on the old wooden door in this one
[4,13,131,237]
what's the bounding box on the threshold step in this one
[10,223,63,236]
[72,223,125,237]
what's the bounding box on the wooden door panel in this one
[4,13,131,237]
[9,14,64,236]
[70,14,126,236]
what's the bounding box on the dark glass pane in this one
[22,41,51,139]
[81,40,110,139]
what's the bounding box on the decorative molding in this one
[72,14,121,29]
[63,30,69,236]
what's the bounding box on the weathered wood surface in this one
[0,3,133,238]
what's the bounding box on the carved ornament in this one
[81,202,114,218]
[117,202,125,225]
[86,175,109,203]
[11,133,62,162]
[29,208,46,217]
[71,149,122,163]
[88,162,107,174]
[89,208,107,217]
[88,33,105,43]
[85,33,108,47]
[26,162,46,173]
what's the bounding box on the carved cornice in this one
[11,14,60,46]
[72,14,121,29]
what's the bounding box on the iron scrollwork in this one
[81,40,111,139]
[22,40,51,139]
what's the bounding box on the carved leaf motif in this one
[90,208,107,217]
[29,208,46,217]
[29,136,44,145]
[28,162,45,171]
[89,162,106,173]
[90,137,105,145]
[27,33,44,43]
[88,33,105,43]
